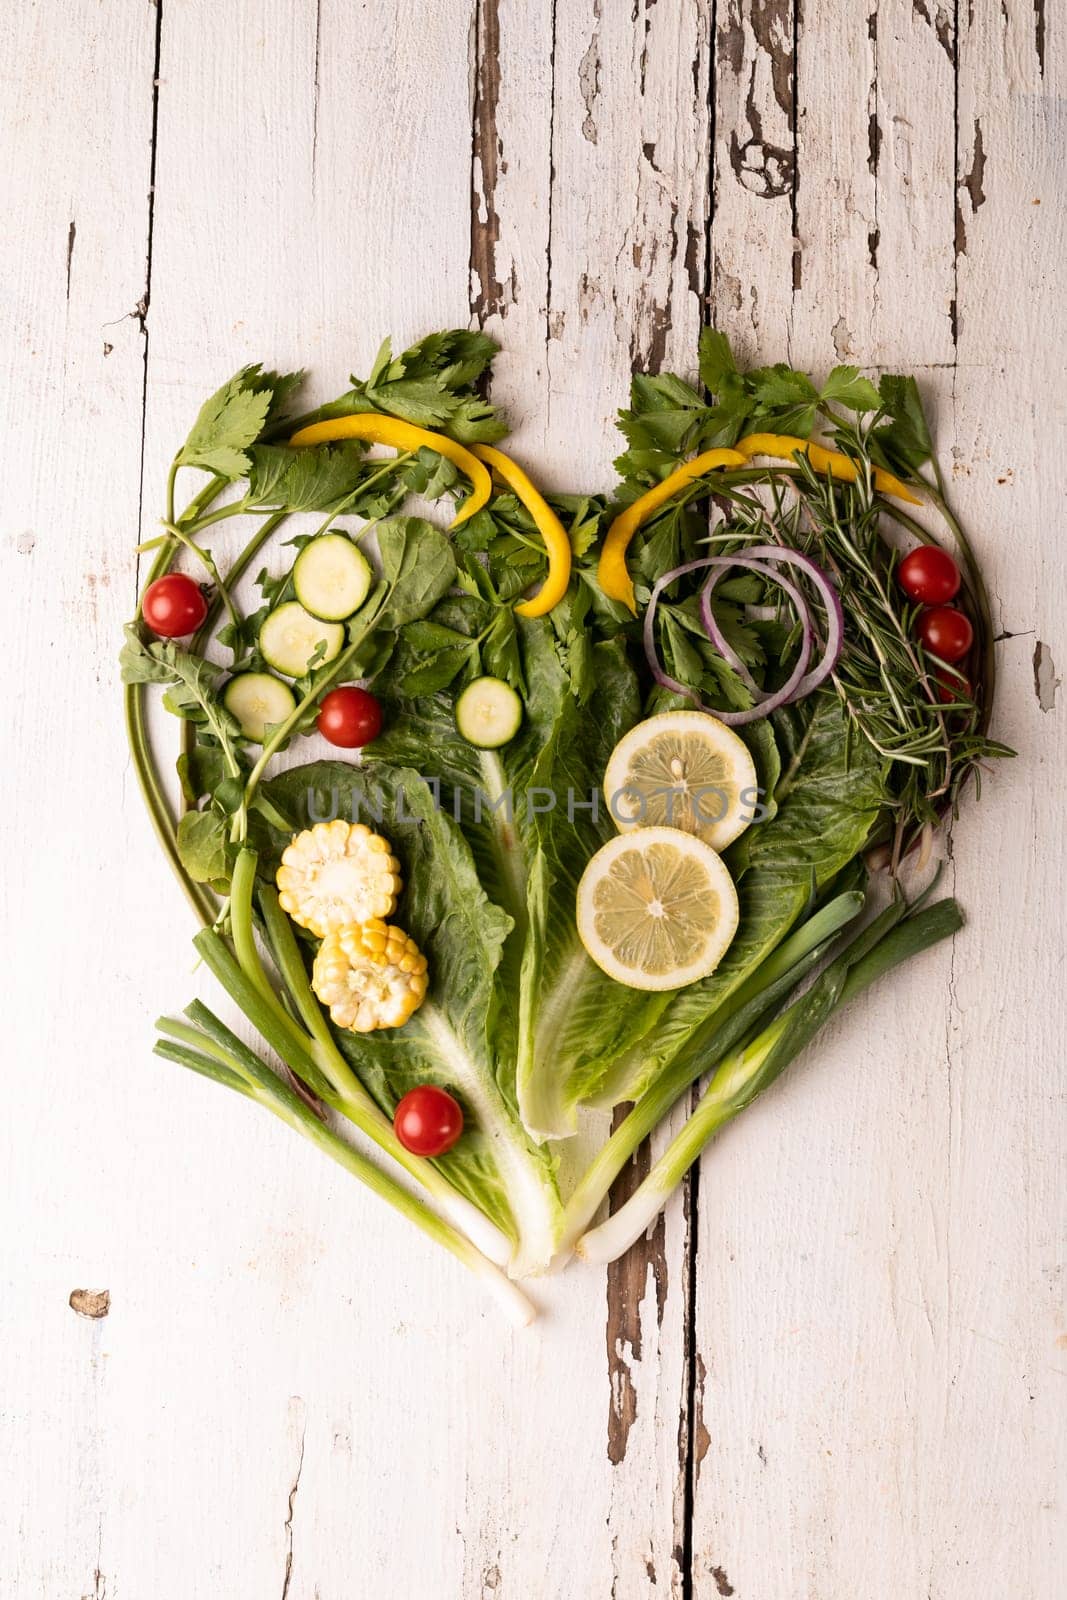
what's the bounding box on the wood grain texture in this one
[1,1,1063,1596]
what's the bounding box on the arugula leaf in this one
[119,626,243,767]
[177,366,279,478]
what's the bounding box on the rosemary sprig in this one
[696,418,1011,863]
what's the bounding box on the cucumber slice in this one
[292,533,373,621]
[259,601,345,678]
[223,672,297,743]
[455,676,523,748]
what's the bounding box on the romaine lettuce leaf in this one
[263,758,561,1273]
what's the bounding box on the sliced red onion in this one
[643,558,724,708]
[642,546,844,726]
[725,543,843,699]
[699,555,812,700]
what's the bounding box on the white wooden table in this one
[3,4,1064,1595]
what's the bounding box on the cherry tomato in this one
[317,686,383,748]
[933,665,973,705]
[142,573,208,638]
[916,605,974,662]
[393,1086,464,1157]
[896,545,961,605]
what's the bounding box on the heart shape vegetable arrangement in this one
[123,330,1010,1324]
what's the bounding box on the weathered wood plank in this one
[0,3,160,1595]
[690,3,1066,1597]
[469,4,712,1594]
[3,1,1064,1594]
[932,2,1067,1591]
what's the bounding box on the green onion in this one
[578,897,963,1264]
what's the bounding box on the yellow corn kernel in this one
[311,921,429,1033]
[276,821,402,938]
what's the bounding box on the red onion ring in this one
[643,546,844,726]
[699,556,812,699]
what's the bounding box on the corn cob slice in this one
[276,819,401,938]
[312,920,429,1033]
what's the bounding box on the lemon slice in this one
[603,710,758,852]
[576,827,739,991]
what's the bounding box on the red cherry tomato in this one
[142,573,208,638]
[916,605,974,662]
[317,686,383,748]
[933,665,973,705]
[897,545,961,605]
[393,1086,464,1157]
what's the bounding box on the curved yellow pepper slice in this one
[288,414,492,529]
[734,432,921,505]
[471,444,572,618]
[597,448,746,615]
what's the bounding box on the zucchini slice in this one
[292,533,373,621]
[455,676,523,749]
[259,601,345,678]
[223,672,297,743]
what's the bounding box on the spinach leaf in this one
[374,517,458,630]
[176,810,232,886]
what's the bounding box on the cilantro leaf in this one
[177,366,278,478]
[820,365,882,412]
[358,329,508,442]
[697,328,738,394]
[246,442,369,510]
[749,364,819,408]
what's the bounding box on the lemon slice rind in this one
[576,826,740,991]
[603,709,758,853]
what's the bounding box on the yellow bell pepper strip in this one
[288,414,492,529]
[597,448,747,615]
[471,443,572,618]
[733,432,921,505]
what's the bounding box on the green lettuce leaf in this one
[369,624,656,1141]
[262,758,561,1271]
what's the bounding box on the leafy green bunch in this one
[122,329,986,1320]
[614,326,932,489]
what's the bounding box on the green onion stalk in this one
[127,463,532,1320]
[555,888,865,1259]
[154,1005,533,1328]
[577,895,962,1265]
